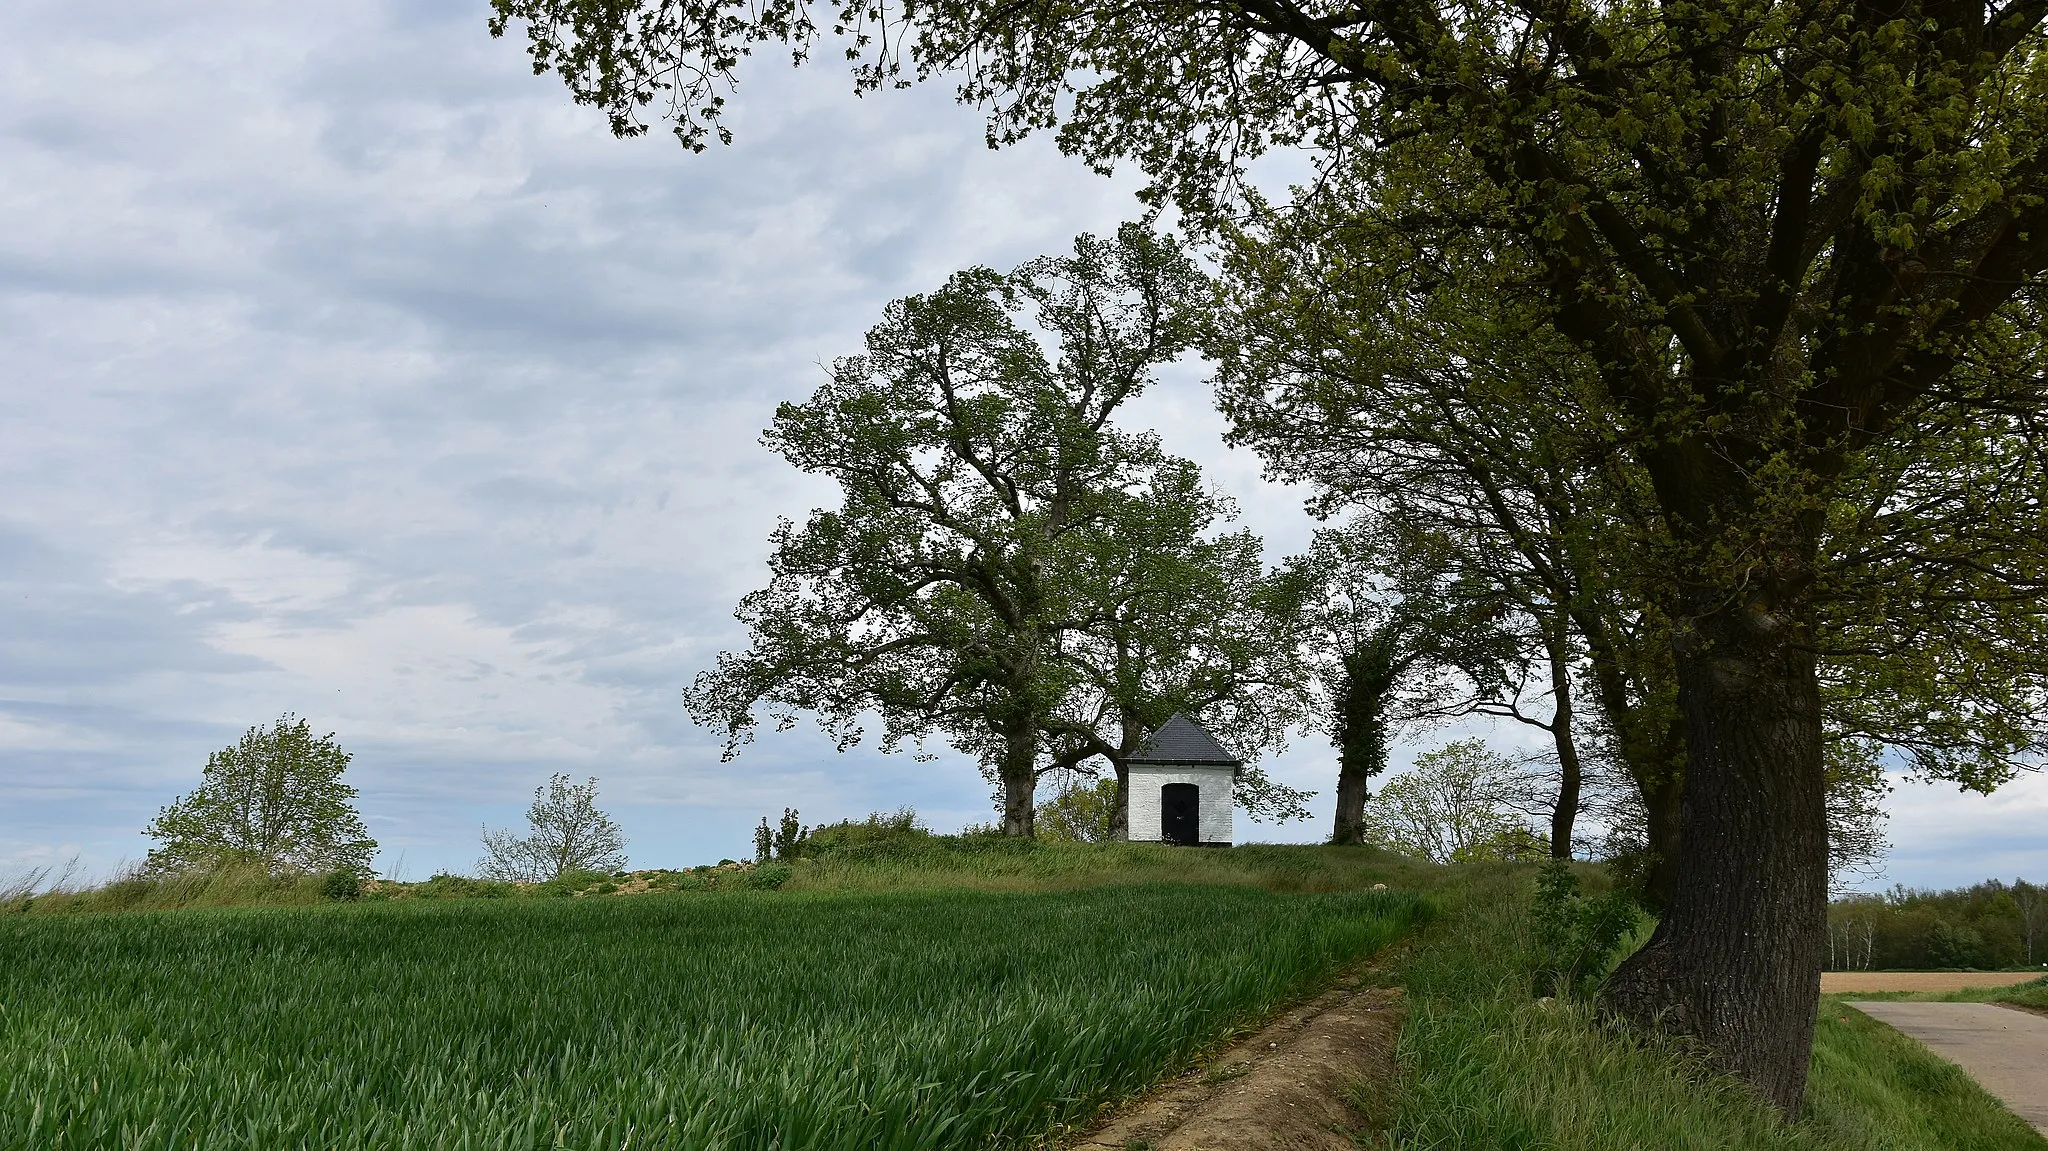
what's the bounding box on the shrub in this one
[413,873,516,900]
[798,809,931,858]
[321,870,363,902]
[742,864,794,890]
[1530,860,1640,1000]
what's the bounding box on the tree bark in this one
[1601,599,1829,1114]
[1545,629,1581,859]
[1331,756,1374,845]
[998,709,1038,838]
[1331,638,1395,845]
[1108,762,1130,841]
[1638,725,1686,909]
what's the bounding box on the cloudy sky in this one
[3,0,2040,888]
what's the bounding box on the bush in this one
[742,864,793,890]
[321,870,363,902]
[412,873,517,900]
[1530,859,1641,1000]
[797,809,932,858]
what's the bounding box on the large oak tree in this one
[686,228,1297,834]
[495,0,2048,1107]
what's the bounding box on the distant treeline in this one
[1828,880,2045,971]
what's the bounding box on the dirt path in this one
[1065,974,1402,1150]
[1822,972,2045,993]
[1847,1001,2048,1136]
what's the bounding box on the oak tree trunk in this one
[1331,756,1374,846]
[1108,762,1130,841]
[1330,642,1395,845]
[1601,599,1829,1114]
[1638,728,1686,909]
[998,711,1038,838]
[1546,632,1582,859]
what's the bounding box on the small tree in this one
[1362,739,1538,865]
[478,774,627,882]
[1035,779,1118,842]
[143,715,377,877]
[773,808,806,861]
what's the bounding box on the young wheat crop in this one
[0,883,1420,1149]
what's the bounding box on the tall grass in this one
[1373,869,2044,1150]
[0,883,1422,1150]
[3,862,348,915]
[782,837,1436,894]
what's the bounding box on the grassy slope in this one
[0,881,1421,1151]
[3,839,1437,916]
[1377,870,2046,1151]
[781,838,1439,894]
[8,842,2038,1149]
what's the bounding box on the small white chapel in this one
[1125,713,1238,847]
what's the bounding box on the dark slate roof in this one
[1127,713,1242,766]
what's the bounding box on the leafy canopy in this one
[478,773,629,882]
[143,715,377,878]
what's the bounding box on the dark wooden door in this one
[1161,783,1200,845]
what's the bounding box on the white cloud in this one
[1,0,2037,889]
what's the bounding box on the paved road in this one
[1848,1001,2048,1136]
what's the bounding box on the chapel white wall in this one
[1126,764,1235,844]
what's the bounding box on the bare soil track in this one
[1821,972,2045,993]
[1065,974,1401,1150]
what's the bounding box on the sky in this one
[2,0,2041,889]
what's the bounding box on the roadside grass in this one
[1369,869,2046,1150]
[1808,1000,2047,1149]
[0,881,1423,1150]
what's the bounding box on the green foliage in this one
[1035,779,1118,842]
[742,863,794,890]
[796,808,930,857]
[774,807,806,861]
[1361,739,1539,864]
[0,884,1422,1149]
[683,228,1306,834]
[143,716,377,878]
[753,816,773,865]
[477,774,627,882]
[320,870,363,902]
[1384,870,2043,1150]
[1829,879,2047,970]
[495,0,2048,1101]
[410,873,516,901]
[1530,860,1642,1001]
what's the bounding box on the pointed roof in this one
[1128,713,1242,766]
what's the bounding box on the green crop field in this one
[0,883,1422,1150]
